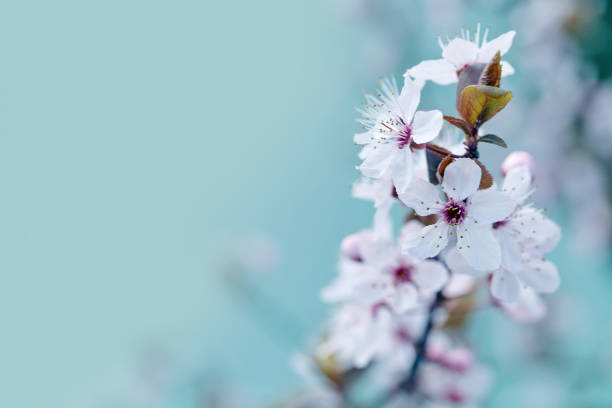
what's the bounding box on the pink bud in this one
[501,151,535,177]
[340,233,362,262]
[427,346,473,373]
[446,389,465,403]
[445,348,473,372]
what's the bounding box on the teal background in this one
[0,1,610,407]
[0,1,367,406]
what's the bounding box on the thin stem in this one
[371,290,446,408]
[422,143,460,158]
[398,290,446,392]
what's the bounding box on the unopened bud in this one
[501,151,534,177]
[340,233,362,262]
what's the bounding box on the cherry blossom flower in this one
[355,76,443,193]
[322,220,448,313]
[399,158,516,271]
[405,23,515,85]
[490,165,561,302]
[319,302,419,369]
[418,361,493,406]
[444,164,561,303]
[491,169,561,302]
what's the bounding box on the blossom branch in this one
[399,290,446,392]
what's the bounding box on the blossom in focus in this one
[445,164,561,303]
[406,23,515,85]
[355,76,443,193]
[399,158,516,271]
[490,165,561,302]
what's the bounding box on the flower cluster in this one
[294,24,562,407]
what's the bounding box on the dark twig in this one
[398,290,446,391]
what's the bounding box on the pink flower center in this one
[396,125,412,149]
[443,200,467,225]
[395,327,413,342]
[392,264,414,285]
[446,388,465,404]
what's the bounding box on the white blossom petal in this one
[491,268,520,303]
[411,110,443,144]
[501,60,515,76]
[405,59,457,85]
[502,286,546,323]
[443,272,476,298]
[399,220,425,244]
[442,38,479,68]
[397,76,421,120]
[478,31,516,62]
[354,339,378,369]
[397,178,443,215]
[468,188,516,224]
[353,277,392,305]
[496,227,522,273]
[390,147,413,194]
[518,257,560,294]
[442,158,482,201]
[502,165,532,203]
[354,129,373,145]
[358,143,395,178]
[373,202,393,241]
[529,214,561,254]
[358,143,373,160]
[402,220,449,259]
[457,223,501,271]
[391,283,419,313]
[445,247,480,276]
[413,259,448,292]
[510,207,561,254]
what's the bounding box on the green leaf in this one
[458,85,513,127]
[478,134,508,148]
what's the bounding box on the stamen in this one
[443,200,467,225]
[396,125,412,148]
[393,264,414,285]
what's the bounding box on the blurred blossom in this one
[500,151,534,177]
[418,361,493,407]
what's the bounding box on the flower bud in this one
[340,233,362,262]
[501,151,534,177]
[427,346,473,373]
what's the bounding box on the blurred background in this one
[2,0,612,406]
